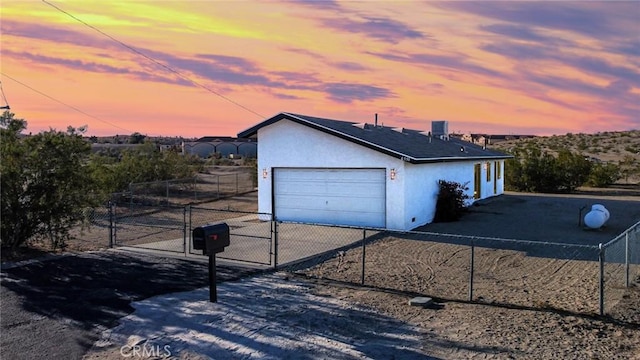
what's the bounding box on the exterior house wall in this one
[257,120,406,229]
[403,160,505,230]
[403,161,476,230]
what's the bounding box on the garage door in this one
[274,168,386,227]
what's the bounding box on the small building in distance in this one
[461,133,537,146]
[182,137,257,158]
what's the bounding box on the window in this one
[496,161,502,180]
[486,162,491,181]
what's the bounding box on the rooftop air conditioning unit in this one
[432,120,449,140]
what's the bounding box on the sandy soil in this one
[292,190,640,358]
[301,242,640,359]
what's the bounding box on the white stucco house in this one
[238,112,512,231]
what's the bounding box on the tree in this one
[128,132,146,144]
[1,112,99,250]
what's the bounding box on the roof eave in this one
[409,154,514,164]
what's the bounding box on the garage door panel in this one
[274,168,386,228]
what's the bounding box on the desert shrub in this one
[586,163,621,187]
[89,141,204,195]
[619,155,640,183]
[433,180,470,222]
[505,147,592,193]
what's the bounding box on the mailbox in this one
[192,223,230,255]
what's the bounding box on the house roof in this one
[238,112,512,164]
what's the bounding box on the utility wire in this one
[42,0,265,119]
[1,72,134,133]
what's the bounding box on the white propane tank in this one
[591,204,610,223]
[584,204,609,229]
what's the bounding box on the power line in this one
[0,72,134,133]
[42,0,265,119]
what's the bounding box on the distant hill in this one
[488,130,640,186]
[488,130,640,163]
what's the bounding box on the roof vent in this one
[432,120,449,140]
[353,123,368,129]
[392,127,404,133]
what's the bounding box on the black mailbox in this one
[193,223,230,255]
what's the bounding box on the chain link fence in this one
[291,230,605,313]
[67,205,112,251]
[286,223,639,317]
[111,203,187,253]
[601,221,640,314]
[125,171,255,207]
[86,193,638,318]
[189,207,273,266]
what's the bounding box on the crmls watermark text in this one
[120,344,171,358]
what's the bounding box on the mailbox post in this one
[192,223,230,302]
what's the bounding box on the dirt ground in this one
[296,189,640,359]
[307,275,639,359]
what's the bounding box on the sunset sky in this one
[1,1,639,138]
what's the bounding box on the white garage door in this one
[274,168,386,228]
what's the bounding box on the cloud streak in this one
[323,83,394,103]
[366,50,505,79]
[320,16,425,44]
[438,2,633,39]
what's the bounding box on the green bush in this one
[587,163,620,187]
[433,180,470,222]
[505,147,592,193]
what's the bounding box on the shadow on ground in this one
[1,250,259,360]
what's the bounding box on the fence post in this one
[361,229,366,285]
[188,205,192,254]
[183,205,188,255]
[194,176,197,201]
[469,237,475,302]
[625,231,630,288]
[273,220,279,270]
[108,201,114,248]
[599,243,605,316]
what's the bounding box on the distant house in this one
[462,133,536,146]
[182,137,257,158]
[238,112,512,231]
